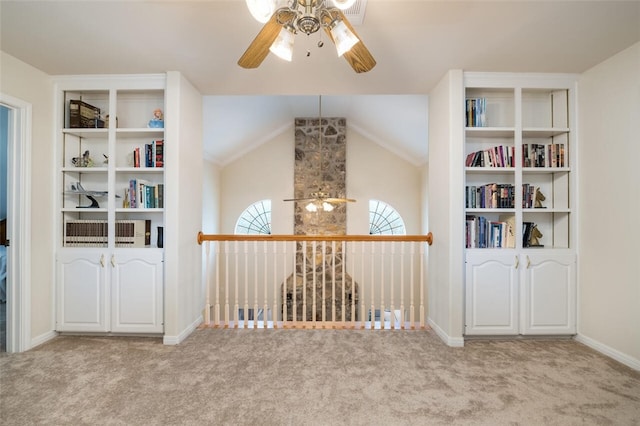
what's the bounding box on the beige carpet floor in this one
[1,328,639,425]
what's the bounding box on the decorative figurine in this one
[71,150,94,167]
[529,225,543,246]
[123,189,130,208]
[534,188,546,208]
[148,108,164,128]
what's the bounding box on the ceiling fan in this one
[283,95,356,212]
[284,191,356,212]
[239,0,376,73]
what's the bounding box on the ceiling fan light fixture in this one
[304,200,335,212]
[322,202,335,212]
[269,25,296,61]
[330,19,359,57]
[245,0,277,23]
[331,0,357,10]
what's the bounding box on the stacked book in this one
[466,145,514,168]
[126,179,164,209]
[466,215,515,248]
[133,139,164,168]
[466,183,515,209]
[64,219,150,247]
[522,143,566,167]
[465,98,487,127]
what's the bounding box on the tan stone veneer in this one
[283,117,359,321]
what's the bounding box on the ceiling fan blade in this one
[325,198,356,203]
[238,11,291,69]
[324,11,376,73]
[283,198,315,202]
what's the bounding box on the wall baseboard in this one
[30,330,57,350]
[428,317,465,347]
[575,333,640,372]
[162,315,203,346]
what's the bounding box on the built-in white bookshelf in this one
[54,75,166,334]
[463,73,577,337]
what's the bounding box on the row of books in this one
[523,143,566,168]
[465,98,487,127]
[522,184,542,209]
[466,145,515,168]
[133,139,164,168]
[64,219,150,247]
[466,216,543,248]
[124,179,164,209]
[465,215,515,248]
[466,183,515,209]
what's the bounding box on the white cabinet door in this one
[465,252,519,335]
[57,250,108,332]
[521,253,576,335]
[111,250,163,333]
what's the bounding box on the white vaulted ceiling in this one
[1,0,638,164]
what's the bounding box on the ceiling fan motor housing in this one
[296,15,321,35]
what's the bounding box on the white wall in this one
[220,122,422,235]
[427,70,465,346]
[346,128,422,235]
[220,128,295,235]
[0,51,55,346]
[202,160,220,235]
[576,42,640,369]
[163,71,204,344]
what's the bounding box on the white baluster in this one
[400,242,405,330]
[370,242,375,330]
[390,241,395,330]
[348,241,353,327]
[380,242,385,330]
[360,242,366,329]
[282,241,288,328]
[263,241,268,329]
[205,241,211,326]
[410,242,415,329]
[234,240,240,328]
[420,242,425,329]
[312,242,317,328]
[214,241,220,327]
[301,241,306,327]
[272,241,278,329]
[224,241,230,328]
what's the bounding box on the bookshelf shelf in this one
[465,127,516,138]
[116,167,164,173]
[465,167,515,173]
[463,72,577,337]
[116,128,165,138]
[61,167,109,173]
[522,128,570,138]
[116,208,164,213]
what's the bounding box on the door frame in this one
[0,93,32,353]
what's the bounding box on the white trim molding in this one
[575,333,640,372]
[162,315,203,346]
[428,317,465,347]
[0,93,33,353]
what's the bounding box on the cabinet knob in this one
[100,254,105,268]
[526,255,531,269]
[111,255,116,267]
[514,256,519,269]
